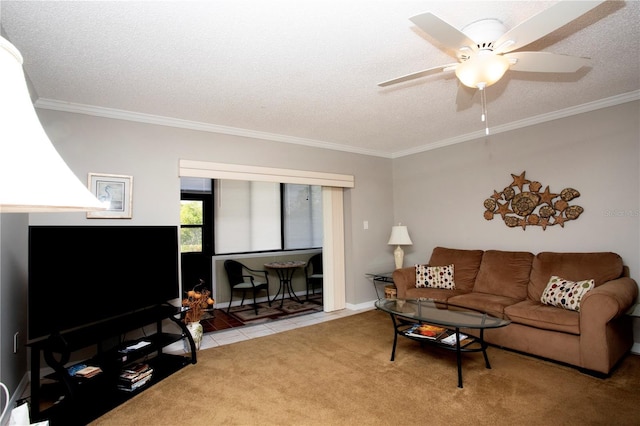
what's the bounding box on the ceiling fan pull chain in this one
[478,83,489,135]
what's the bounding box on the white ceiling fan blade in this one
[494,0,606,54]
[378,63,457,87]
[410,12,478,57]
[505,52,590,73]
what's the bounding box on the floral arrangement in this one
[182,280,215,323]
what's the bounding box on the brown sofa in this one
[393,247,638,375]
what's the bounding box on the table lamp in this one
[0,35,104,212]
[387,224,413,269]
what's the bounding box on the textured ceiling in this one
[1,1,639,158]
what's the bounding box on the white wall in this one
[29,109,395,305]
[28,102,640,306]
[0,213,29,416]
[392,100,640,342]
[392,101,639,280]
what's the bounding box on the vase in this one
[183,321,203,353]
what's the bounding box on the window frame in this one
[179,160,352,313]
[180,191,213,255]
[184,179,323,256]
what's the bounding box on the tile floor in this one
[165,304,373,354]
[200,294,325,333]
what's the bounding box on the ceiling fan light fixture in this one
[494,39,515,53]
[455,52,510,88]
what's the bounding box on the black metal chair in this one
[223,260,271,315]
[305,253,323,301]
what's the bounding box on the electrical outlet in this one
[363,220,369,230]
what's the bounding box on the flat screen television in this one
[28,225,180,341]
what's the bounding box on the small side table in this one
[265,261,306,307]
[366,272,395,300]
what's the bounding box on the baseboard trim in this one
[345,299,379,312]
[215,290,319,312]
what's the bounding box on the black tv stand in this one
[27,304,196,425]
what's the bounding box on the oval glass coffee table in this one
[375,298,510,388]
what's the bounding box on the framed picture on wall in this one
[87,173,133,218]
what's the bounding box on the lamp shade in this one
[387,225,412,246]
[455,52,510,89]
[0,36,104,212]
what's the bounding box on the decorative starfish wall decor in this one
[483,171,583,230]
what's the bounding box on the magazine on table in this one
[440,332,469,346]
[405,323,446,340]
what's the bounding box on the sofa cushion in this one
[505,300,580,335]
[415,264,455,289]
[473,250,533,300]
[448,292,520,317]
[404,286,468,302]
[540,276,594,312]
[528,252,624,301]
[428,247,484,293]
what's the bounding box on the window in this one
[214,180,282,253]
[283,184,322,249]
[183,178,322,254]
[180,199,203,253]
[180,178,213,254]
[179,160,350,312]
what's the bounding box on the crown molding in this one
[35,90,639,160]
[391,90,640,158]
[33,99,390,158]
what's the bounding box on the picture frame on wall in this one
[87,173,133,219]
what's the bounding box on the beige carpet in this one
[91,309,640,425]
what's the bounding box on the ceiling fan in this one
[379,1,605,134]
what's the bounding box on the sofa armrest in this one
[581,277,638,320]
[392,267,415,299]
[579,277,638,373]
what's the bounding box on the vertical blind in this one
[214,180,322,254]
[284,184,322,249]
[214,180,281,253]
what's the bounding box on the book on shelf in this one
[67,363,103,378]
[119,362,153,391]
[119,368,154,383]
[121,362,150,375]
[117,375,153,392]
[405,323,446,340]
[118,340,152,353]
[75,365,103,378]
